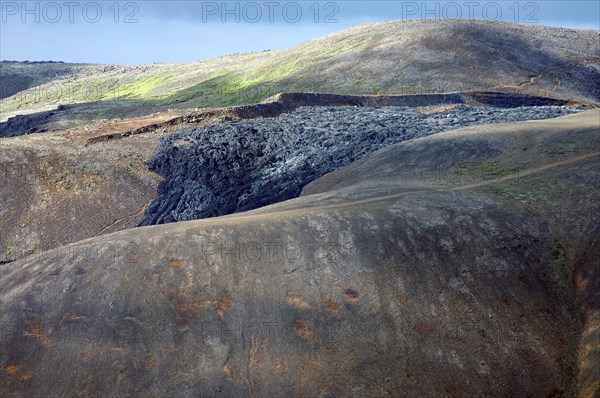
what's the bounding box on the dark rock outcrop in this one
[141,105,577,225]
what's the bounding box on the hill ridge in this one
[1,19,598,125]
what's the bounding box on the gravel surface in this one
[140,105,579,225]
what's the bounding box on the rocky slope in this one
[141,104,577,225]
[1,20,598,126]
[0,18,598,397]
[0,110,598,397]
[0,90,577,139]
[0,94,579,262]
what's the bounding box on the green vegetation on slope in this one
[456,161,528,181]
[2,19,599,120]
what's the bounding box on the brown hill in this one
[1,110,598,397]
[1,19,598,130]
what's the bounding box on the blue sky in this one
[1,1,599,64]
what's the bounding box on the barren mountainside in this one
[0,19,599,398]
[1,110,598,397]
[1,19,599,126]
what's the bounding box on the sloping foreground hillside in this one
[1,19,598,124]
[0,110,597,397]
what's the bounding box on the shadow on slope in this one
[0,111,598,397]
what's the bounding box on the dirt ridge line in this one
[217,151,600,222]
[84,91,584,145]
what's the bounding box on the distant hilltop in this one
[1,19,599,124]
[1,60,65,64]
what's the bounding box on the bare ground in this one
[0,110,597,397]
